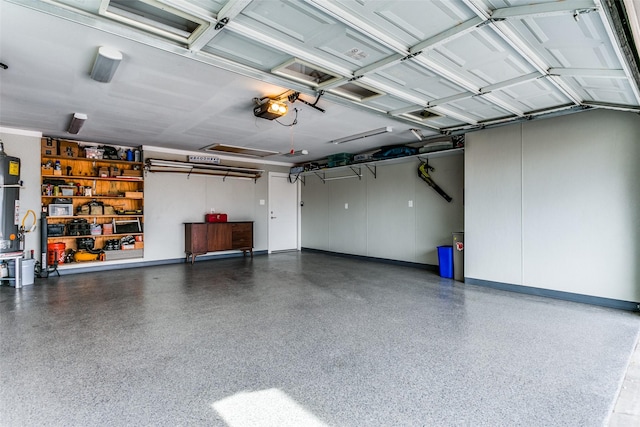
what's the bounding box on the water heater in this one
[0,142,21,253]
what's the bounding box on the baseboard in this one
[465,277,640,312]
[301,247,439,272]
[43,250,268,276]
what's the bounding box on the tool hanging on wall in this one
[18,209,37,251]
[418,160,452,203]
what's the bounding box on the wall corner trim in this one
[465,277,639,312]
[301,247,438,271]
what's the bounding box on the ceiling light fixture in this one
[90,46,122,83]
[330,126,392,145]
[67,113,87,134]
[202,143,280,157]
[410,129,424,141]
[253,99,288,120]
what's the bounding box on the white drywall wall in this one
[464,124,523,285]
[465,109,640,302]
[367,162,416,261]
[300,176,329,251]
[143,148,284,261]
[301,153,464,265]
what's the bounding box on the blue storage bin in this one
[437,245,453,278]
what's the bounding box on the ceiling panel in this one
[425,26,537,87]
[402,113,469,130]
[1,0,639,162]
[357,94,412,112]
[566,76,639,105]
[201,31,290,71]
[490,77,572,113]
[369,61,467,101]
[444,95,514,122]
[235,0,396,75]
[333,0,476,47]
[505,12,620,69]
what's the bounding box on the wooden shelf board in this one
[48,215,143,219]
[42,155,143,166]
[48,232,143,240]
[42,195,142,200]
[42,174,143,181]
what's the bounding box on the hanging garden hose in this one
[21,209,37,233]
[18,209,37,252]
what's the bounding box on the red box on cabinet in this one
[205,213,227,223]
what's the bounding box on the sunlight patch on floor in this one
[212,388,330,427]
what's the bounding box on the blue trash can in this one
[437,246,454,278]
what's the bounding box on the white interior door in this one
[268,172,299,252]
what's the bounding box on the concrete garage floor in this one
[1,251,639,426]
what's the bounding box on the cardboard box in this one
[121,169,143,177]
[124,191,143,199]
[41,138,58,156]
[59,140,79,157]
[102,223,113,235]
[98,168,109,178]
[134,242,144,249]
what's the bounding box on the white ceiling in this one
[1,0,639,163]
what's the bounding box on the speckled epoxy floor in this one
[1,252,638,426]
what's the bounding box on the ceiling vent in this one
[403,109,442,122]
[272,58,342,88]
[202,143,279,158]
[99,0,208,44]
[329,81,384,102]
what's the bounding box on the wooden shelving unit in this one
[41,138,145,268]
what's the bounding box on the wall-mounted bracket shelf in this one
[291,148,464,185]
[145,159,264,182]
[288,173,305,185]
[313,166,363,184]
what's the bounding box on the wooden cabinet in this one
[41,138,144,267]
[185,223,208,255]
[207,223,232,251]
[185,222,253,263]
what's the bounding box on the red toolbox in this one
[205,213,228,223]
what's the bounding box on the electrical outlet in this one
[344,203,348,209]
[259,199,265,205]
[408,200,413,208]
